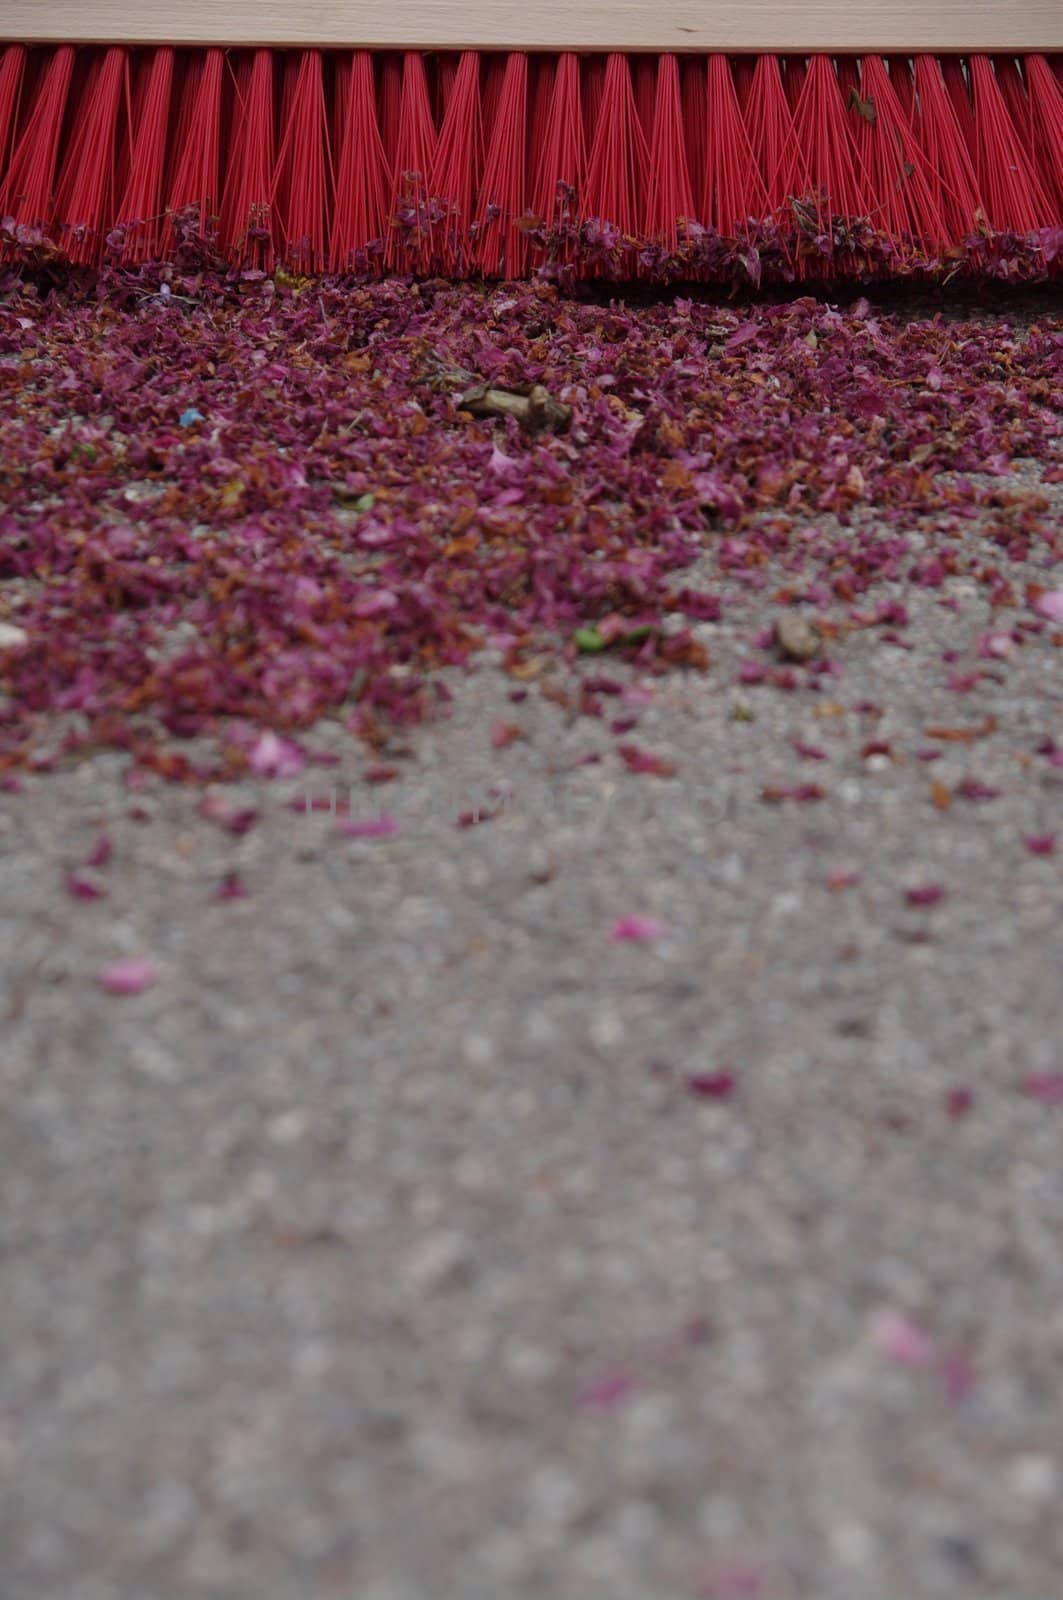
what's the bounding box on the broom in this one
[0,2,1060,283]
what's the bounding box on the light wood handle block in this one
[2,0,1061,52]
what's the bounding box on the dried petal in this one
[869,1308,934,1367]
[905,884,945,906]
[65,872,107,901]
[687,1071,736,1100]
[1033,589,1063,622]
[611,916,667,943]
[340,813,400,838]
[96,956,158,996]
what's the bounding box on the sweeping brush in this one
[0,2,1060,283]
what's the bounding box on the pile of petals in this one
[0,265,1060,783]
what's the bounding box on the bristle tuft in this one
[330,50,390,273]
[475,51,528,278]
[0,45,76,234]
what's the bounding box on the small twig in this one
[458,381,572,436]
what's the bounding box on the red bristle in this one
[784,55,866,234]
[583,54,648,241]
[528,54,553,167]
[530,51,585,231]
[1026,54,1063,210]
[116,48,175,261]
[886,56,916,122]
[475,51,528,278]
[0,45,76,234]
[165,46,225,239]
[783,56,808,114]
[855,56,949,253]
[378,54,403,165]
[733,56,756,112]
[745,53,799,212]
[645,53,693,247]
[0,44,27,184]
[163,51,193,158]
[836,55,861,115]
[53,45,128,263]
[942,58,978,153]
[273,50,333,272]
[435,54,459,125]
[633,56,656,141]
[704,54,765,235]
[481,53,507,141]
[219,49,275,268]
[680,57,708,204]
[428,49,482,269]
[330,50,390,271]
[968,54,1051,230]
[582,55,607,148]
[912,55,983,240]
[386,51,436,271]
[994,56,1032,146]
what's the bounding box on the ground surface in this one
[1,275,1062,1600]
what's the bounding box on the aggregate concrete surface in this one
[2,299,1062,1600]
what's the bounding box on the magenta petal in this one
[687,1071,736,1100]
[577,1370,636,1410]
[225,808,259,836]
[905,884,945,907]
[611,915,666,943]
[216,872,249,900]
[340,813,399,839]
[977,631,1015,659]
[247,730,306,778]
[945,1086,974,1119]
[1023,1073,1063,1105]
[96,956,158,996]
[938,1351,976,1403]
[1033,589,1063,622]
[1025,834,1057,856]
[954,779,1000,802]
[870,1308,935,1367]
[65,871,107,901]
[84,835,112,868]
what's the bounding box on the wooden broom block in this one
[2,0,1061,52]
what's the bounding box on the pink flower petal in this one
[954,779,1000,802]
[699,1566,765,1600]
[978,631,1015,659]
[577,1370,637,1410]
[938,1351,976,1403]
[96,956,158,996]
[1025,834,1056,856]
[490,720,524,749]
[84,834,112,868]
[611,916,667,943]
[216,872,249,900]
[199,795,259,833]
[339,813,399,839]
[1023,1073,1063,1105]
[1033,588,1063,623]
[905,884,945,907]
[687,1071,736,1100]
[65,872,107,901]
[945,1086,974,1119]
[247,730,305,779]
[869,1308,935,1367]
[617,743,677,777]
